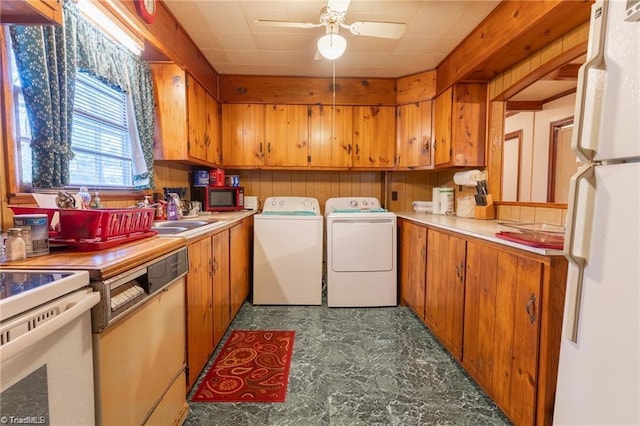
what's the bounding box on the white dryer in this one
[324,197,397,307]
[253,197,323,305]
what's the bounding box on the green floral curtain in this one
[9,0,155,189]
[9,17,76,188]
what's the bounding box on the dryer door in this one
[330,219,394,272]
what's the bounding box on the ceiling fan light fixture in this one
[317,32,347,60]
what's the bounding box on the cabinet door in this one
[397,101,432,168]
[352,106,395,168]
[419,101,433,167]
[425,229,466,360]
[399,220,427,320]
[187,75,208,162]
[464,241,542,425]
[450,84,486,166]
[309,105,353,168]
[212,230,231,348]
[229,219,249,319]
[186,238,213,389]
[433,87,452,166]
[221,104,265,167]
[264,104,310,167]
[1,0,63,25]
[205,92,222,165]
[150,63,189,161]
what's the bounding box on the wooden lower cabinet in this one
[425,229,466,361]
[398,219,567,426]
[230,219,250,319]
[399,219,427,320]
[212,230,231,348]
[185,218,253,390]
[464,241,543,425]
[186,237,214,390]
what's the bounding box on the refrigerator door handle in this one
[563,163,595,343]
[572,0,607,164]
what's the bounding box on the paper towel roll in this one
[453,169,486,186]
[432,187,441,214]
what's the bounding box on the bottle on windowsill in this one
[90,192,102,208]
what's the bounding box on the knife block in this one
[474,194,495,220]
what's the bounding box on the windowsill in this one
[8,190,146,205]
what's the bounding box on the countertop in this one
[396,212,565,257]
[0,210,256,280]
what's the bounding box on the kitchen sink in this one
[151,219,223,236]
[153,226,190,235]
[152,220,213,229]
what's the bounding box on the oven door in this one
[0,288,99,425]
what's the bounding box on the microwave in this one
[191,186,244,212]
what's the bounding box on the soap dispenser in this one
[167,195,179,221]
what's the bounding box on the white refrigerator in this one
[554,0,640,425]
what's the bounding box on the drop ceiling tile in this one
[163,0,504,78]
[216,32,257,50]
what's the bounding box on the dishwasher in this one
[90,247,188,426]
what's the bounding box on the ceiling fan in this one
[255,0,407,60]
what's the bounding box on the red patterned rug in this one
[191,330,295,403]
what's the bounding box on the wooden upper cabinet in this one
[221,104,265,167]
[433,84,487,168]
[205,93,222,165]
[186,75,207,163]
[264,104,310,167]
[352,106,396,169]
[151,63,220,167]
[397,101,433,169]
[309,105,353,168]
[0,0,62,25]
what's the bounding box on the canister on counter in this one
[13,213,49,256]
[193,170,209,187]
[439,187,455,216]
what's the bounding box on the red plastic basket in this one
[9,206,157,250]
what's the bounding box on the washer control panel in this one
[325,197,382,214]
[262,197,320,214]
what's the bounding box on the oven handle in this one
[1,291,100,361]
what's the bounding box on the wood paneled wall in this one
[487,21,589,203]
[488,22,589,101]
[226,169,383,214]
[436,0,592,94]
[386,169,477,213]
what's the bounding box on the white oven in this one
[0,270,99,425]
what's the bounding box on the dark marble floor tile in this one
[184,302,511,426]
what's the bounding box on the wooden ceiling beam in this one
[506,100,544,112]
[436,0,592,95]
[542,63,582,81]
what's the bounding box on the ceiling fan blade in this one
[255,19,321,29]
[345,21,407,39]
[327,0,351,14]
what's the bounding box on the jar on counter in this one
[439,187,455,216]
[5,228,27,261]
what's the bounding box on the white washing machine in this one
[325,197,397,307]
[253,197,323,305]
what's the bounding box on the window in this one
[11,55,135,189]
[69,73,133,187]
